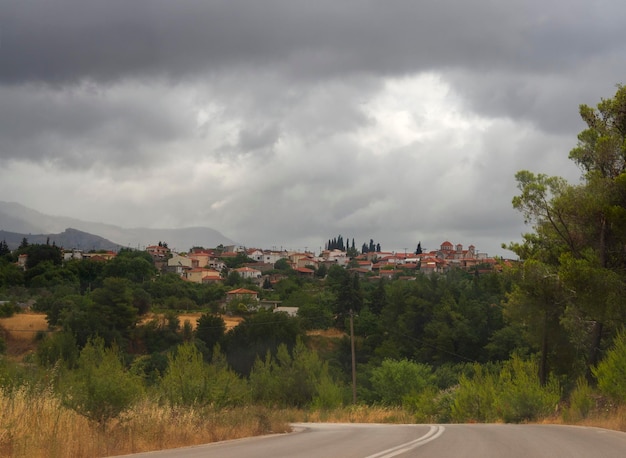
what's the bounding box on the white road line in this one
[365,425,446,458]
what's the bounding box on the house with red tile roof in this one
[226,288,259,302]
[234,266,262,280]
[186,267,222,284]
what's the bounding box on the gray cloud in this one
[1,0,625,257]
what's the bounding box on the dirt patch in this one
[0,313,49,358]
[142,312,243,330]
[307,328,345,338]
[176,313,243,330]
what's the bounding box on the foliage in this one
[249,338,343,408]
[451,356,561,423]
[369,358,436,405]
[563,377,594,422]
[509,85,626,379]
[22,243,63,270]
[101,249,156,283]
[0,300,20,317]
[593,331,626,402]
[0,258,24,288]
[225,308,304,376]
[159,342,249,407]
[135,312,182,353]
[195,313,226,352]
[61,338,144,425]
[36,331,80,368]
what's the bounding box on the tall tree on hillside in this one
[0,240,10,257]
[509,84,626,379]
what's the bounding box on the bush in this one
[563,377,594,422]
[159,342,249,407]
[451,364,499,422]
[370,359,436,405]
[249,339,343,408]
[593,331,626,403]
[495,356,560,423]
[0,301,19,317]
[36,331,80,368]
[61,338,144,425]
[451,356,561,423]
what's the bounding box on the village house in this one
[226,288,259,303]
[82,251,117,261]
[186,267,222,284]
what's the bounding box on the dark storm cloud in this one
[0,82,193,167]
[3,0,623,84]
[1,0,625,257]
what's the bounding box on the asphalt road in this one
[115,422,626,458]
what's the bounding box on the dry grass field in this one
[0,312,244,360]
[0,313,49,359]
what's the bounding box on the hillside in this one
[0,201,236,252]
[0,228,122,251]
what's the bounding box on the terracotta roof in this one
[295,267,314,273]
[227,288,258,295]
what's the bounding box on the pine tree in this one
[0,240,9,256]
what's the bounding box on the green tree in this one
[0,258,24,288]
[225,308,303,376]
[502,261,573,384]
[592,331,626,402]
[101,250,156,283]
[370,358,436,405]
[509,85,626,380]
[24,243,62,269]
[195,313,226,352]
[90,278,139,342]
[159,342,248,407]
[0,239,10,257]
[61,338,144,426]
[249,339,342,407]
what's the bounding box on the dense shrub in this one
[159,342,249,408]
[61,338,144,425]
[563,377,594,422]
[249,339,343,408]
[370,358,436,405]
[593,331,626,403]
[451,356,560,423]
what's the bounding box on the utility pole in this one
[350,309,357,404]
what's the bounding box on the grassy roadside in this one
[2,385,625,458]
[2,313,626,456]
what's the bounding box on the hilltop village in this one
[47,240,508,287]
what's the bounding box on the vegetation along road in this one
[115,423,626,458]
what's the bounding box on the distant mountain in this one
[0,228,122,251]
[0,201,237,252]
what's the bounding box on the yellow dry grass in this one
[285,405,415,424]
[175,313,243,330]
[0,388,290,458]
[0,313,49,359]
[543,404,626,433]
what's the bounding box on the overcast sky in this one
[1,1,625,257]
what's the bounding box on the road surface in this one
[115,422,626,457]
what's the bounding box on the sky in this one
[1,0,625,257]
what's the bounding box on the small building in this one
[226,288,259,303]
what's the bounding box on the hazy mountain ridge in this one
[0,228,122,251]
[0,201,236,252]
